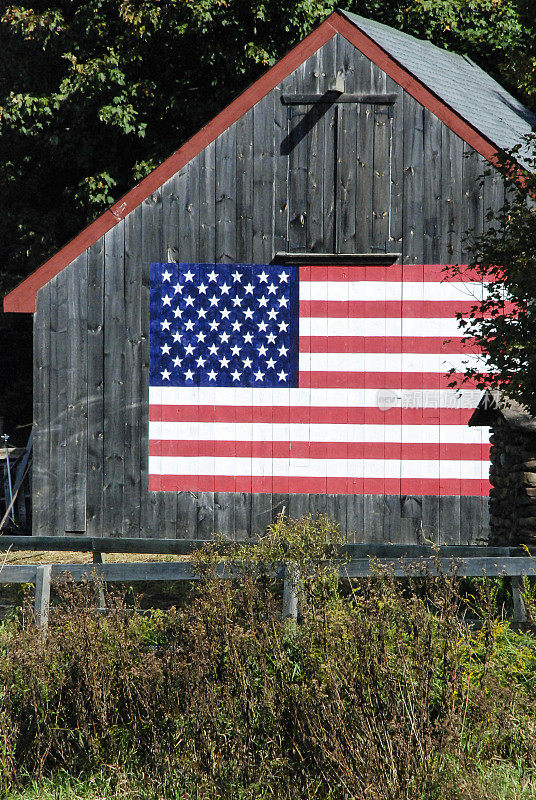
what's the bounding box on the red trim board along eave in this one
[4,10,501,314]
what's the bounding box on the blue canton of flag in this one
[149,263,299,387]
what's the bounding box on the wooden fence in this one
[0,537,535,633]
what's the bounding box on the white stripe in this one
[301,280,485,303]
[298,352,485,373]
[299,317,467,337]
[150,456,488,480]
[151,386,485,409]
[150,421,489,445]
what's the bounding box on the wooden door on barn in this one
[283,99,393,255]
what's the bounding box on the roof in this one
[5,10,534,313]
[340,11,536,158]
[469,390,536,432]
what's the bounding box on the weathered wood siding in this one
[33,33,503,541]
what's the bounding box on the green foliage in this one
[446,139,536,415]
[1,515,536,799]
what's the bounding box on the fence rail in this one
[0,540,535,633]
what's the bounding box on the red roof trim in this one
[5,10,502,313]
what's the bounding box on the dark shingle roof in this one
[340,10,536,159]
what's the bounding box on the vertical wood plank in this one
[32,284,51,536]
[123,203,143,537]
[65,253,88,532]
[103,225,126,536]
[336,36,358,254]
[402,95,424,264]
[423,109,443,264]
[141,188,170,538]
[442,127,463,264]
[387,78,403,256]
[86,240,105,537]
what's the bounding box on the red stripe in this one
[299,300,485,318]
[299,265,485,283]
[150,474,489,496]
[151,405,482,425]
[301,336,477,354]
[299,371,480,389]
[149,439,489,461]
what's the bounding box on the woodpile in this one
[470,391,536,546]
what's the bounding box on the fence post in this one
[512,575,529,624]
[34,564,52,635]
[93,550,106,610]
[282,563,300,623]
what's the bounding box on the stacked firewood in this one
[489,419,536,546]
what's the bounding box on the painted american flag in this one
[148,262,490,496]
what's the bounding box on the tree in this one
[447,138,536,416]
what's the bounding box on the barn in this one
[5,10,535,543]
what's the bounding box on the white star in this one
[173,282,183,295]
[208,344,219,355]
[172,356,182,367]
[162,269,172,282]
[254,369,265,382]
[220,282,230,295]
[185,343,195,355]
[267,332,276,344]
[183,269,195,282]
[196,356,206,367]
[243,332,253,344]
[231,270,242,282]
[184,369,194,381]
[278,271,289,283]
[267,308,278,320]
[244,283,254,294]
[257,344,268,356]
[231,369,242,381]
[278,296,288,307]
[258,295,268,308]
[207,369,218,381]
[242,357,253,369]
[277,370,288,382]
[278,320,289,332]
[173,307,182,318]
[196,331,206,343]
[258,270,269,283]
[209,295,219,306]
[219,356,230,368]
[184,319,195,331]
[162,294,172,307]
[219,331,230,343]
[266,357,276,369]
[267,282,277,294]
[172,331,182,342]
[244,307,254,320]
[197,307,207,318]
[185,295,194,306]
[230,344,241,356]
[161,343,171,355]
[257,320,268,332]
[161,319,171,331]
[232,320,242,332]
[209,319,219,331]
[278,344,289,357]
[232,295,243,307]
[161,368,171,380]
[220,307,230,319]
[207,269,219,282]
[198,282,208,294]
